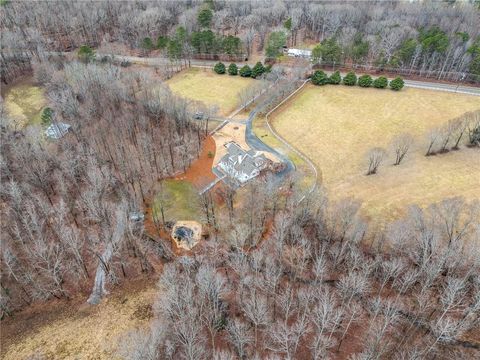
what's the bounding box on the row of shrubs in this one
[311,70,405,91]
[214,61,270,79]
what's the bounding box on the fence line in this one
[264,79,320,204]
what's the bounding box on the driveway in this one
[245,110,295,177]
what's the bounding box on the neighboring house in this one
[44,122,71,139]
[214,141,268,186]
[285,48,312,58]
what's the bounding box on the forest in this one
[2,0,480,83]
[1,1,479,359]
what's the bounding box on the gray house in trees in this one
[214,141,268,187]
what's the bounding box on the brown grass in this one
[1,280,156,360]
[166,67,254,116]
[3,80,46,127]
[270,84,480,225]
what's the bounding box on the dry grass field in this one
[2,281,156,360]
[166,67,254,116]
[3,80,46,127]
[270,84,480,224]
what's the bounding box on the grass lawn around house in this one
[3,81,46,128]
[269,84,480,224]
[152,179,202,223]
[166,67,254,116]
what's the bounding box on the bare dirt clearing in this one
[166,67,254,116]
[270,84,480,223]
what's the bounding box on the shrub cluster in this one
[311,70,404,90]
[215,61,269,79]
[213,62,226,74]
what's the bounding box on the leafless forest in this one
[1,1,480,359]
[2,0,480,83]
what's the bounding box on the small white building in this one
[285,48,312,58]
[44,122,71,139]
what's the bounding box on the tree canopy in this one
[311,70,329,86]
[265,31,286,58]
[198,8,213,28]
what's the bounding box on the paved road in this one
[50,51,480,96]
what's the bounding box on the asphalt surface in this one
[244,109,295,178]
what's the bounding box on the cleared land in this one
[3,80,46,127]
[1,280,155,360]
[270,84,480,223]
[166,67,253,116]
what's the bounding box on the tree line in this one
[2,1,480,84]
[312,70,404,90]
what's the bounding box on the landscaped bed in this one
[269,84,480,223]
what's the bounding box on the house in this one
[44,122,71,139]
[214,141,268,186]
[285,48,312,58]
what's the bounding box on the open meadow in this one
[2,79,46,128]
[1,280,156,360]
[166,67,254,116]
[270,84,480,224]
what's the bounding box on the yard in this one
[166,67,254,116]
[269,84,480,224]
[3,79,46,128]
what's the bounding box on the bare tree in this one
[227,318,252,359]
[242,289,270,348]
[391,133,413,165]
[426,128,441,156]
[365,147,387,175]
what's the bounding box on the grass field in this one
[270,84,480,223]
[253,115,315,191]
[3,81,46,127]
[2,281,156,360]
[152,179,202,222]
[166,67,254,116]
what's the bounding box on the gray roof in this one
[45,122,71,139]
[215,142,268,185]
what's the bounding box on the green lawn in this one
[152,179,202,222]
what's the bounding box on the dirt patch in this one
[131,303,154,321]
[174,135,216,188]
[212,122,278,165]
[171,220,203,250]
